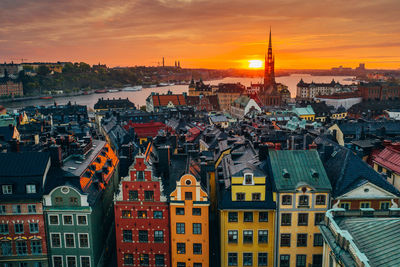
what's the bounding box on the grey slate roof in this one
[315,137,400,198]
[0,152,50,200]
[268,150,331,191]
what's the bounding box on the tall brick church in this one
[259,29,281,106]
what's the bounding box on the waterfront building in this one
[0,74,23,97]
[0,152,51,267]
[188,79,214,96]
[268,150,331,267]
[319,209,400,267]
[296,79,343,100]
[219,160,276,267]
[358,82,400,101]
[43,141,119,267]
[114,154,170,267]
[146,91,187,112]
[169,174,210,267]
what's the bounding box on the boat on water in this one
[158,82,169,87]
[150,84,157,88]
[40,96,53,100]
[95,89,107,94]
[122,85,142,91]
[168,82,175,86]
[108,89,120,93]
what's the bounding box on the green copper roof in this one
[293,105,315,116]
[334,216,400,266]
[269,150,331,191]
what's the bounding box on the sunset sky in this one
[1,0,400,69]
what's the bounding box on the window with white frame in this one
[65,233,75,248]
[79,233,89,248]
[63,215,73,225]
[81,257,90,267]
[244,173,253,185]
[53,256,63,267]
[26,184,36,194]
[66,256,76,267]
[77,215,87,225]
[2,185,12,194]
[50,233,61,248]
[49,215,59,225]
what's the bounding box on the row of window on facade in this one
[280,233,324,247]
[0,204,37,214]
[0,222,40,235]
[227,211,269,222]
[49,233,89,249]
[227,229,269,244]
[48,214,87,225]
[0,240,43,256]
[281,194,326,206]
[52,255,91,267]
[227,252,269,266]
[123,253,165,266]
[340,201,391,210]
[1,184,37,195]
[227,252,322,267]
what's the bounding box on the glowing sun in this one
[248,60,263,69]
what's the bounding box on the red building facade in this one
[114,154,170,267]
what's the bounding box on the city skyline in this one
[1,0,400,69]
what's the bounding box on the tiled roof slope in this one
[269,150,331,191]
[373,146,400,174]
[152,94,186,107]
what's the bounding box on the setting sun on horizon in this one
[248,60,263,69]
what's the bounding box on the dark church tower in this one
[264,29,275,91]
[259,28,281,107]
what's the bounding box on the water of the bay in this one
[3,74,354,110]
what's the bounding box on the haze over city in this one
[1,0,400,69]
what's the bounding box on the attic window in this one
[282,169,290,178]
[244,173,253,185]
[311,169,319,178]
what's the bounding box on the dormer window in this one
[282,169,290,178]
[2,185,12,194]
[26,184,36,194]
[244,173,253,185]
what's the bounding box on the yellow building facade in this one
[219,171,276,267]
[170,174,210,267]
[277,188,330,267]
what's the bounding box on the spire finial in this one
[269,26,272,48]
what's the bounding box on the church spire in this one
[268,27,272,49]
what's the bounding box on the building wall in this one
[220,210,275,267]
[115,156,170,267]
[0,81,23,97]
[373,163,400,191]
[217,92,241,112]
[277,190,329,267]
[170,174,209,267]
[0,201,48,266]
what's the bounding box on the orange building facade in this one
[169,174,209,267]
